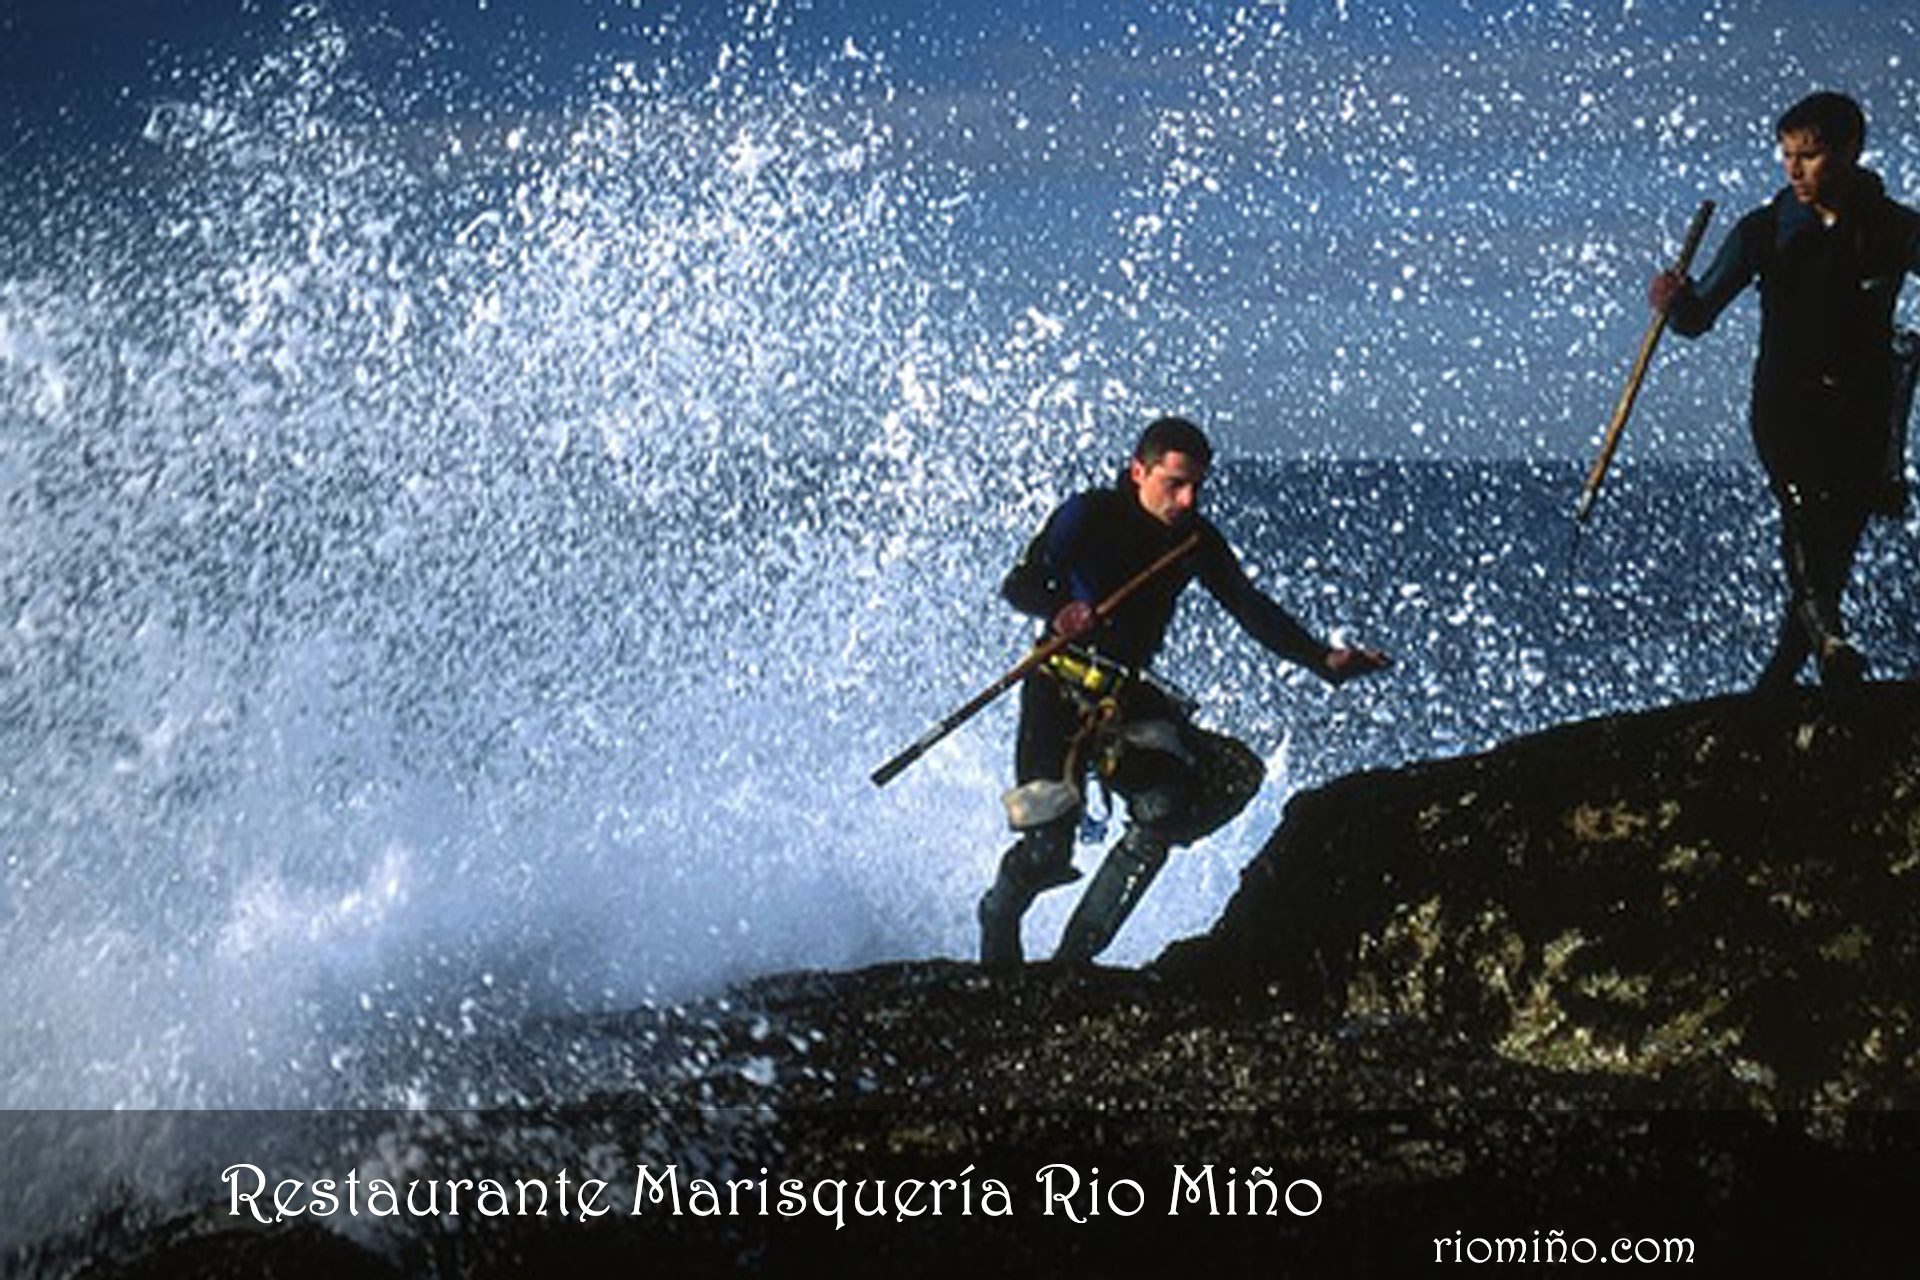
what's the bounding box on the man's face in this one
[1130,450,1206,527]
[1779,128,1853,209]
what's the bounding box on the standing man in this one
[978,416,1389,967]
[1651,91,1920,691]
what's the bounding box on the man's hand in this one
[1051,600,1097,642]
[1324,646,1391,686]
[1648,269,1686,314]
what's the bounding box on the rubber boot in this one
[1817,636,1866,686]
[1054,827,1170,964]
[1779,487,1867,688]
[1793,582,1866,687]
[1754,612,1810,695]
[977,826,1078,969]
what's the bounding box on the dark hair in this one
[1133,416,1213,470]
[1777,91,1866,161]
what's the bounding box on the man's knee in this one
[1152,729,1264,845]
[999,821,1078,889]
[1104,724,1263,846]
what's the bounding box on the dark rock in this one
[1160,682,1920,1110]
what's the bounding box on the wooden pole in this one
[1574,199,1716,523]
[869,532,1200,788]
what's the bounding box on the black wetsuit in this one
[976,473,1345,966]
[999,476,1328,835]
[1003,482,1327,672]
[1666,168,1920,685]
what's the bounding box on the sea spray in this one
[4,1,1920,1134]
[1,9,1037,1114]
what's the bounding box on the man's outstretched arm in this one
[1199,530,1390,684]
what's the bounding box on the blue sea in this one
[3,0,1920,1259]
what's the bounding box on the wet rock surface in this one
[1163,681,1920,1111]
[44,686,1920,1277]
